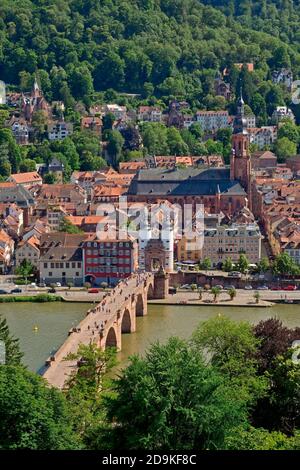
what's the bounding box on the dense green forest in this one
[0,0,299,113]
[202,0,300,48]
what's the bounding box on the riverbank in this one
[149,290,274,307]
[0,294,61,303]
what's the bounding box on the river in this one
[0,302,299,372]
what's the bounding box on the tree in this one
[254,292,260,304]
[106,130,124,165]
[100,338,248,450]
[166,127,189,155]
[0,128,21,173]
[19,159,36,173]
[252,352,300,435]
[225,425,300,450]
[257,257,270,274]
[50,138,80,171]
[228,288,237,301]
[211,286,221,303]
[0,366,81,449]
[205,139,223,155]
[59,217,83,234]
[189,123,203,140]
[272,253,299,276]
[64,343,116,439]
[31,110,48,140]
[80,152,106,171]
[238,254,249,274]
[102,113,116,131]
[274,137,297,162]
[198,287,203,300]
[15,259,36,283]
[223,257,233,272]
[254,318,300,373]
[140,122,169,156]
[277,121,300,145]
[216,128,232,147]
[0,316,23,365]
[43,173,56,184]
[199,257,211,271]
[192,316,266,405]
[0,108,9,127]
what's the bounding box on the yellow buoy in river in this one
[33,325,39,332]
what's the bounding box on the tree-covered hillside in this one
[202,1,300,50]
[0,0,300,110]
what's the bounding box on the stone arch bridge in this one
[43,272,168,389]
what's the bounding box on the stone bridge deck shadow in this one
[43,271,168,389]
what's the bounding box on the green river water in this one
[0,302,299,372]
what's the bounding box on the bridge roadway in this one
[42,273,155,389]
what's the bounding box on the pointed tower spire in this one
[32,75,41,99]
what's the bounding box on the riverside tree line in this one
[0,314,299,450]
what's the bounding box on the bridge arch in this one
[136,293,145,317]
[105,326,118,348]
[121,308,132,333]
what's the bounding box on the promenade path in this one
[43,272,154,389]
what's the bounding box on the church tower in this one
[230,90,252,196]
[32,76,41,99]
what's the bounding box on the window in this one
[44,263,48,268]
[51,263,54,268]
[66,263,70,268]
[48,272,53,277]
[77,262,81,268]
[76,272,80,277]
[62,272,66,276]
[72,262,76,268]
[60,263,63,268]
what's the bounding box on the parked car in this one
[257,285,269,290]
[181,284,191,289]
[283,285,297,291]
[55,282,61,287]
[271,286,282,291]
[11,288,22,294]
[38,282,47,288]
[0,289,9,295]
[88,288,100,294]
[244,285,253,290]
[214,285,223,290]
[224,285,235,290]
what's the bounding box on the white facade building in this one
[48,121,73,141]
[272,106,295,124]
[203,223,262,266]
[195,111,229,132]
